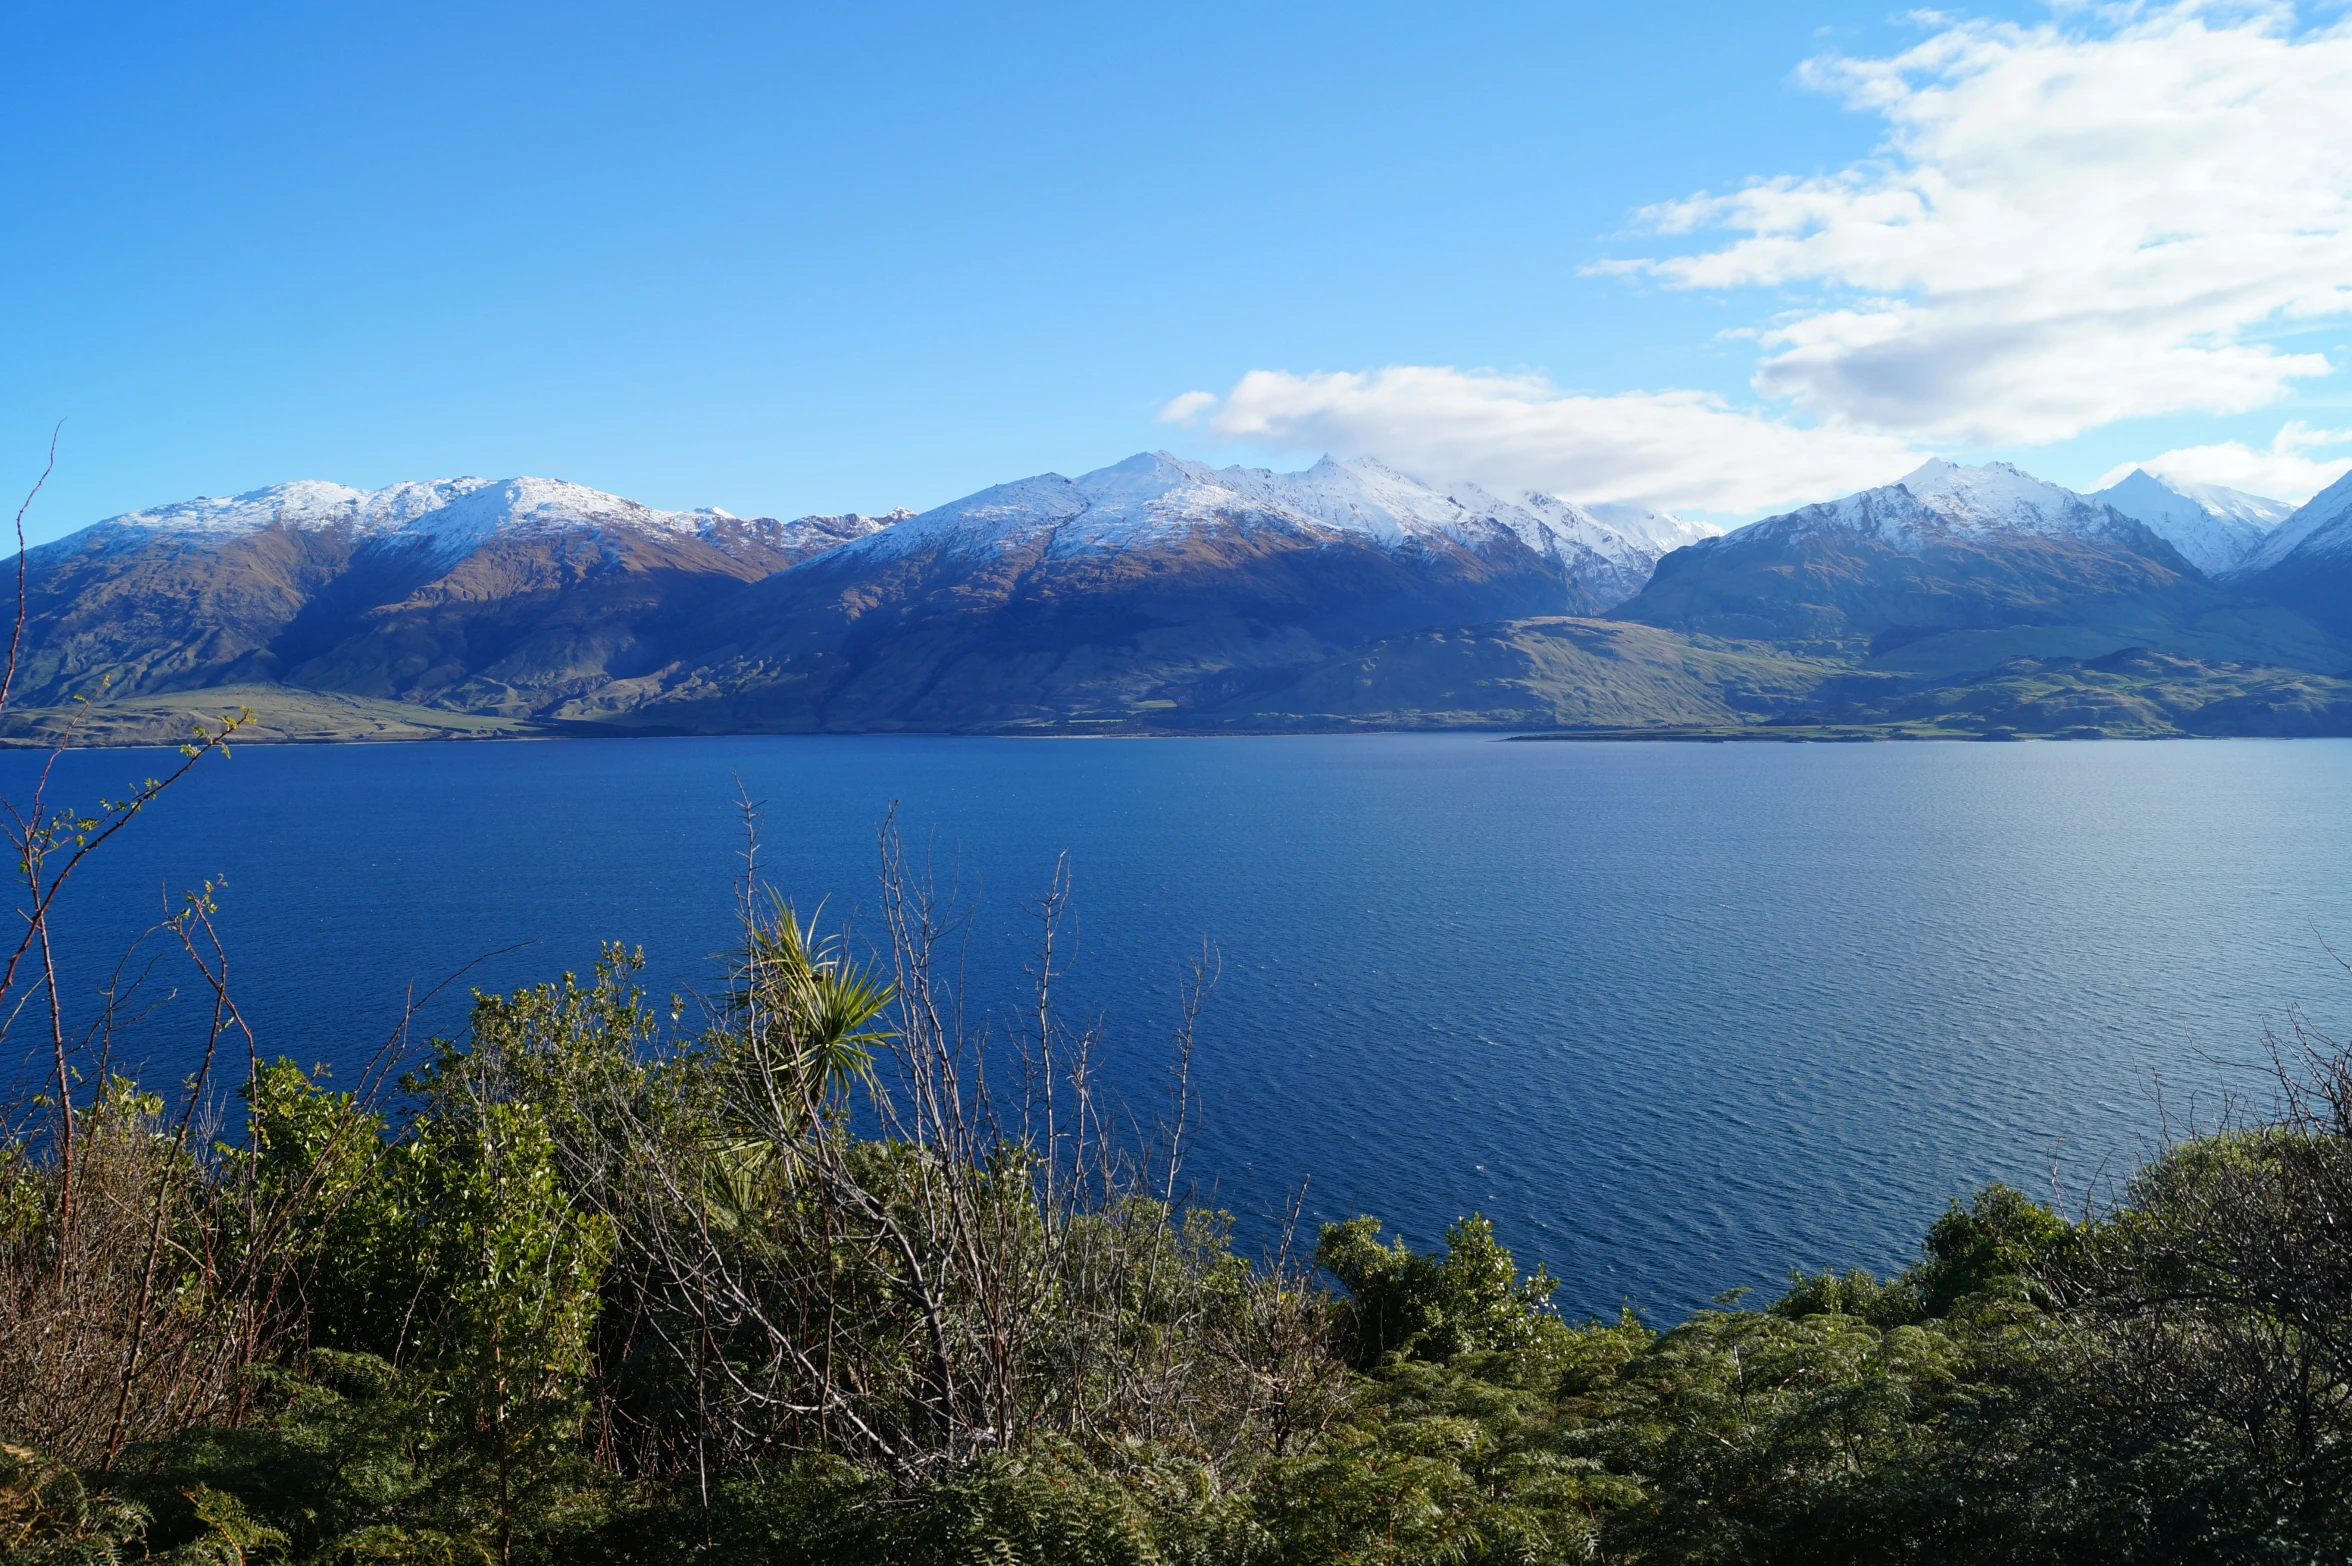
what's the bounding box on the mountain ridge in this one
[8,452,2349,741]
[2089,468,2290,576]
[2230,467,2352,640]
[1613,459,2344,680]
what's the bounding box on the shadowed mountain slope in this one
[1615,460,2345,677]
[1180,617,1840,732]
[11,454,2347,741]
[16,478,899,709]
[593,453,1620,731]
[2233,468,2352,641]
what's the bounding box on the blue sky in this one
[6,0,2351,540]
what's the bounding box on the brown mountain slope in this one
[282,528,795,715]
[16,524,381,704]
[1184,617,1841,732]
[15,499,896,714]
[585,523,1590,731]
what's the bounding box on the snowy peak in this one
[1896,459,2112,536]
[1740,459,2144,555]
[2089,469,2285,575]
[856,450,1514,559]
[2134,473,2291,527]
[52,478,911,569]
[391,477,706,553]
[1584,501,1719,554]
[58,455,1726,612]
[1502,493,1722,602]
[848,451,1710,607]
[96,478,499,539]
[2242,467,2352,575]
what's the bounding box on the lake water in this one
[7,733,2350,1319]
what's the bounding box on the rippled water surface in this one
[9,734,2350,1317]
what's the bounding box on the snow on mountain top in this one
[391,477,721,552]
[1895,459,2111,535]
[2089,469,2284,575]
[1583,501,1720,553]
[853,450,1692,568]
[61,456,1714,608]
[1737,459,2134,554]
[2241,467,2352,574]
[55,477,909,564]
[2148,475,2292,527]
[851,450,1494,559]
[2094,469,2289,528]
[98,478,499,538]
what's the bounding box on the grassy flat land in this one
[0,684,554,747]
[8,645,2350,747]
[1510,647,2352,741]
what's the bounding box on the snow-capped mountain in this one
[2089,469,2288,576]
[1501,494,1719,607]
[839,451,1712,610]
[1585,501,1719,554]
[15,477,917,715]
[2236,467,2352,575]
[2231,468,2352,639]
[9,451,2347,738]
[57,476,908,569]
[1615,458,2346,672]
[87,478,495,539]
[1884,459,2096,533]
[1740,459,2142,551]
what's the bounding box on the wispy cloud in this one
[1181,3,2352,510]
[1155,390,1218,425]
[1620,2,2352,445]
[1161,368,1926,513]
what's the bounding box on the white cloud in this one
[2094,420,2352,501]
[1616,2,2352,445]
[1156,390,1218,425]
[1171,367,1927,513]
[1173,5,2352,514]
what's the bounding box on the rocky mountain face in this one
[14,454,1712,728]
[594,452,1728,731]
[16,478,904,711]
[1615,460,2344,678]
[7,452,2347,740]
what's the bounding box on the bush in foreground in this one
[5,844,2352,1563]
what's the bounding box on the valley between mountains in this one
[10,452,2352,745]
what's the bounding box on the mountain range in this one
[7,452,2350,743]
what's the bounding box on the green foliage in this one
[182,986,627,1566]
[1772,1183,2068,1331]
[2,1441,154,1565]
[234,1063,406,1357]
[720,900,895,1117]
[1,1445,290,1566]
[392,1100,615,1566]
[19,913,2352,1566]
[1314,1215,1559,1369]
[648,1445,1259,1566]
[1912,1183,2069,1317]
[161,1489,286,1566]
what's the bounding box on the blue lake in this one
[7,733,2351,1319]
